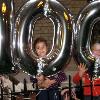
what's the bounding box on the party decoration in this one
[93,58,100,79]
[0,0,14,74]
[13,0,73,76]
[87,0,95,3]
[74,0,100,76]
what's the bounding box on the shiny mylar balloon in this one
[0,0,14,74]
[13,0,73,76]
[74,0,100,69]
[87,0,95,3]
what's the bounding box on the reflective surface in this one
[74,1,100,69]
[13,0,73,76]
[0,0,14,74]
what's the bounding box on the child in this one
[32,37,67,100]
[73,40,100,100]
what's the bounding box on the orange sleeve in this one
[73,72,81,84]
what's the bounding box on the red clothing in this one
[73,72,100,96]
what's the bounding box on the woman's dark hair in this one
[33,37,48,50]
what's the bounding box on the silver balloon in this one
[0,0,14,74]
[87,0,96,3]
[74,1,100,69]
[13,0,74,76]
[93,58,100,79]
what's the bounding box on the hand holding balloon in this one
[36,74,56,88]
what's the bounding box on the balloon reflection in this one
[0,0,14,74]
[74,0,100,73]
[13,0,73,76]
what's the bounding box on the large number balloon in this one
[13,0,73,76]
[74,0,100,72]
[0,0,14,74]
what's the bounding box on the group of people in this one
[0,37,100,100]
[31,37,100,100]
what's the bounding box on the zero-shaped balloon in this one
[13,0,73,76]
[0,0,14,74]
[74,0,100,68]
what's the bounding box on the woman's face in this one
[92,43,100,58]
[36,74,45,86]
[35,42,48,58]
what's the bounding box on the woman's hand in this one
[36,74,56,88]
[36,74,45,88]
[78,63,87,77]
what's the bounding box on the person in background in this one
[31,37,67,100]
[73,39,100,100]
[61,88,78,100]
